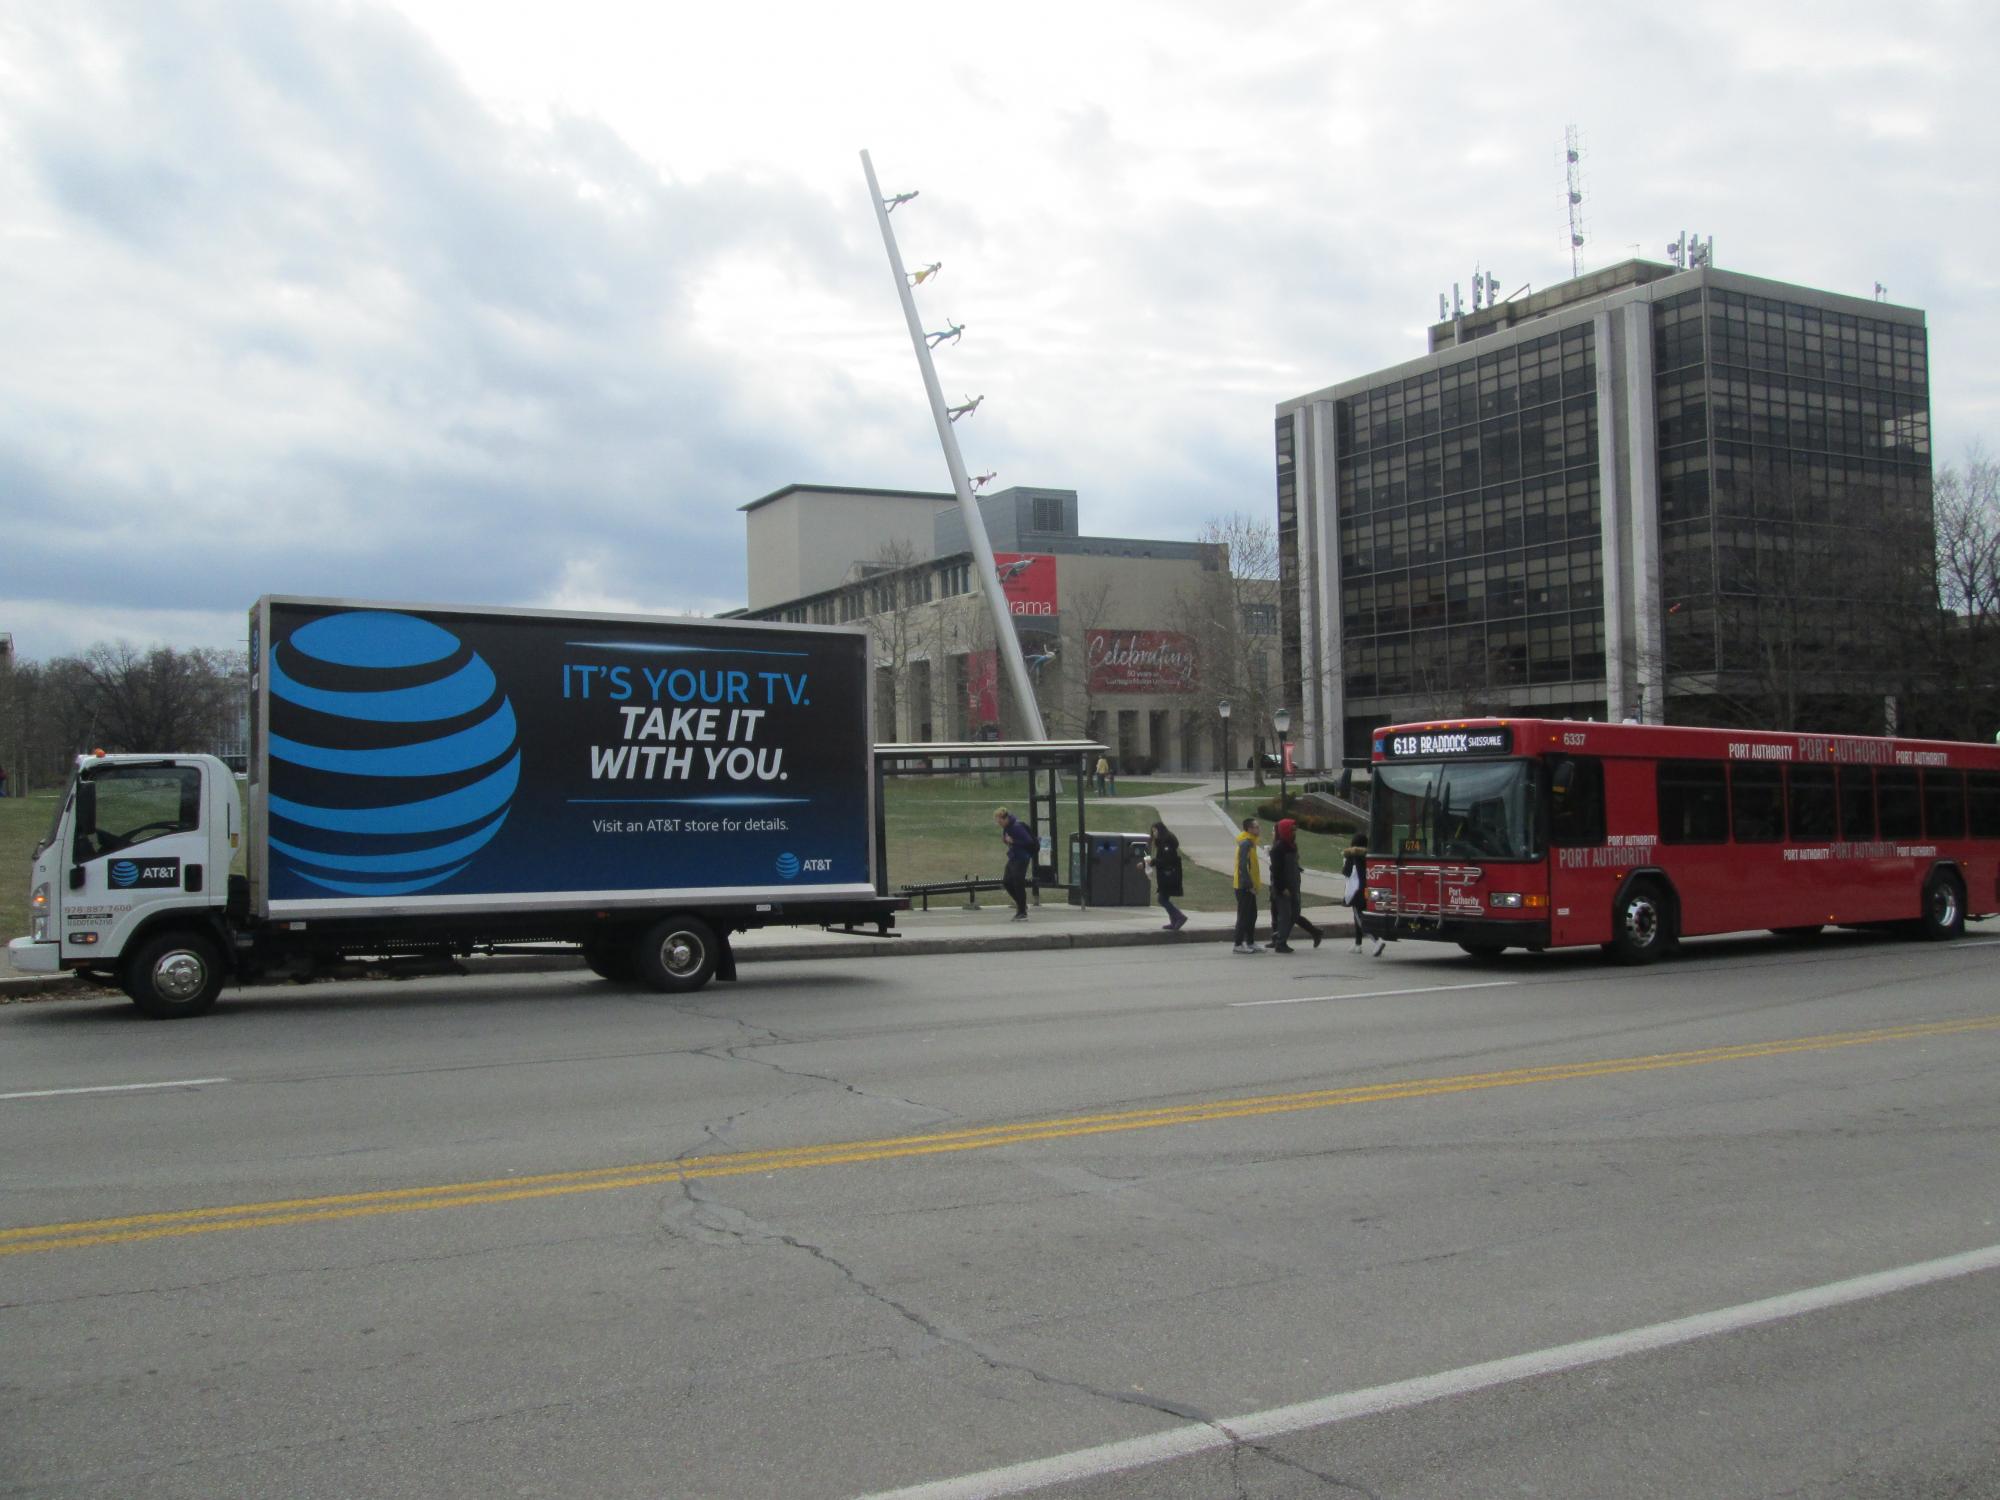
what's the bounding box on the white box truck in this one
[10,597,903,1016]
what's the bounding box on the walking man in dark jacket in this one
[1268,817,1324,953]
[993,807,1037,920]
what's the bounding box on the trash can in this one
[1066,831,1153,906]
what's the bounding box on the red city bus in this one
[1362,718,2000,962]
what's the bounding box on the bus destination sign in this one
[1377,727,1513,759]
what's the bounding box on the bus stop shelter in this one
[871,740,1107,906]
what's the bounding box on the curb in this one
[0,920,1294,1004]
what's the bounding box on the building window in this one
[1241,603,1277,636]
[1032,496,1064,533]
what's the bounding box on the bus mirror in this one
[1552,761,1576,799]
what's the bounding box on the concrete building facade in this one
[1277,260,1932,764]
[736,486,1281,771]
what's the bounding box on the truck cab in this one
[10,753,240,1016]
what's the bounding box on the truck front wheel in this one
[124,930,225,1019]
[636,915,719,993]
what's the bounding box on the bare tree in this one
[1925,448,2000,737]
[1175,514,1283,780]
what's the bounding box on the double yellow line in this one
[8,1013,1998,1258]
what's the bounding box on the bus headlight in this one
[1489,892,1523,908]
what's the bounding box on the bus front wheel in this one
[1919,871,1965,942]
[1607,879,1673,965]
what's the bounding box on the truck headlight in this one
[31,884,50,941]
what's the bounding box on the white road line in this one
[0,1078,230,1101]
[1231,980,1517,1008]
[857,1241,2000,1500]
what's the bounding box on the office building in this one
[1277,260,1932,763]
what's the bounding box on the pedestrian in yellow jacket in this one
[1232,817,1263,954]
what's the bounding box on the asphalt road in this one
[4,929,1998,1498]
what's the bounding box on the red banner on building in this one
[994,553,1058,617]
[1086,629,1198,693]
[965,649,999,725]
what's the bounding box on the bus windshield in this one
[1370,759,1541,862]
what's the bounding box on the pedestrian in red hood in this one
[1268,817,1324,954]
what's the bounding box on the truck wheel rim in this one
[661,933,704,977]
[154,951,208,1002]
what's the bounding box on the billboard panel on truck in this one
[252,598,874,917]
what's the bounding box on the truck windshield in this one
[1370,759,1541,862]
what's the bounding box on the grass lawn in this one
[1,791,61,946]
[879,773,1235,910]
[1213,786,1362,875]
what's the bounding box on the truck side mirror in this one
[71,780,97,868]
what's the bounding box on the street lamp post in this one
[1274,706,1291,815]
[1218,698,1232,811]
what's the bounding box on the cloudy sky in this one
[2,0,1994,661]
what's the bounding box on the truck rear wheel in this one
[582,932,640,984]
[124,930,225,1019]
[636,914,719,993]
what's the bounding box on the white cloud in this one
[2,0,1996,661]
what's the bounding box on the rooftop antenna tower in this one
[1563,125,1587,277]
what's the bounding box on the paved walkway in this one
[1141,777,1348,901]
[2,780,1359,1000]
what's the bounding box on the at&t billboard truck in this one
[9,598,904,1017]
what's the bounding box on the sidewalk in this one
[0,896,1360,1001]
[1,780,1357,1002]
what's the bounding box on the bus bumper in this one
[1359,913,1551,950]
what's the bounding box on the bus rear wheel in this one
[1919,871,1965,941]
[1607,879,1673,965]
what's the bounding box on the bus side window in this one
[1970,773,2000,839]
[1922,771,1966,840]
[1658,761,1728,844]
[1877,769,1921,840]
[1787,765,1837,842]
[1730,764,1784,843]
[1549,757,1604,847]
[1838,767,1875,841]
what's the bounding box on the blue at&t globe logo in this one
[775,852,800,880]
[266,611,519,897]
